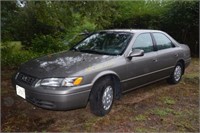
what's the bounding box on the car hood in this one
[19,51,116,78]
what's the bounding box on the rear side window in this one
[132,33,154,53]
[153,33,173,50]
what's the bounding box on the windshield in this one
[71,32,133,55]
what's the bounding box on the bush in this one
[31,35,68,53]
[1,41,22,53]
[2,51,41,68]
[1,35,71,68]
[1,41,42,68]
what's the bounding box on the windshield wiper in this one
[79,49,104,54]
[70,48,105,55]
[70,47,80,52]
[80,49,117,56]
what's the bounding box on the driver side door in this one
[122,33,158,92]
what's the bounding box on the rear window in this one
[153,33,173,50]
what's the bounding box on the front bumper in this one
[13,76,92,110]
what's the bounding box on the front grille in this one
[17,73,36,85]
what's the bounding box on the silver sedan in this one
[13,29,191,116]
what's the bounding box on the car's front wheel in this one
[167,62,183,84]
[90,77,114,116]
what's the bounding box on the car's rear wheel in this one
[90,77,114,116]
[167,62,183,84]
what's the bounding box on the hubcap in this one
[102,86,113,110]
[174,65,182,81]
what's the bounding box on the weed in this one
[174,120,196,132]
[135,127,148,132]
[84,117,102,131]
[171,110,183,116]
[151,108,173,116]
[183,73,199,84]
[134,114,147,121]
[162,97,176,105]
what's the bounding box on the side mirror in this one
[79,30,91,36]
[127,49,144,58]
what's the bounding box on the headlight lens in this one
[35,77,83,87]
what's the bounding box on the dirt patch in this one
[1,58,199,132]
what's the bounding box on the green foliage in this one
[2,50,39,68]
[64,14,97,47]
[31,1,73,28]
[1,0,199,68]
[160,1,199,56]
[1,41,22,54]
[31,35,67,53]
[115,1,166,20]
[1,42,41,67]
[151,108,173,116]
[162,97,176,105]
[134,114,147,121]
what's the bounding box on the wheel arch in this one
[177,59,185,74]
[90,71,122,100]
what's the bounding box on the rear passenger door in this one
[152,32,178,78]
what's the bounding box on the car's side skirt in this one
[122,76,170,94]
[121,66,174,83]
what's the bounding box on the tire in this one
[167,62,183,84]
[90,77,114,116]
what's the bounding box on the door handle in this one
[153,59,158,62]
[174,53,178,57]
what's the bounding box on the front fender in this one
[91,70,121,84]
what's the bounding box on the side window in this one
[153,33,173,50]
[133,33,154,53]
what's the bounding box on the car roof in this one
[100,29,163,34]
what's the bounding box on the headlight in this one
[35,77,83,87]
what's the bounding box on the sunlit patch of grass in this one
[151,108,173,116]
[171,110,183,116]
[134,114,147,121]
[162,97,176,105]
[135,127,148,132]
[152,107,183,117]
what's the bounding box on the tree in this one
[160,1,199,56]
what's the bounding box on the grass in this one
[135,127,148,132]
[60,125,70,132]
[84,117,103,131]
[134,114,147,121]
[151,108,173,116]
[162,97,176,105]
[183,73,199,84]
[174,119,196,132]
